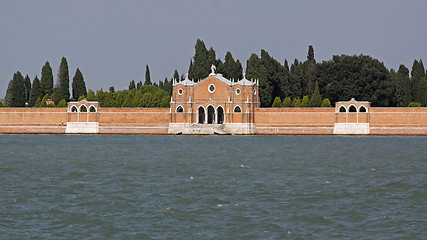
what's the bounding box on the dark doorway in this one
[207,106,215,124]
[198,107,205,124]
[217,106,224,124]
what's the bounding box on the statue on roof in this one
[211,65,216,75]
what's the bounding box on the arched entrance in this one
[217,106,224,124]
[207,106,215,124]
[198,107,205,124]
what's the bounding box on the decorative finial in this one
[210,65,216,75]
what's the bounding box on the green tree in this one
[292,97,302,107]
[72,68,87,100]
[5,71,26,107]
[40,94,50,107]
[223,51,243,80]
[309,81,322,107]
[393,65,412,107]
[57,99,67,107]
[86,90,96,101]
[282,97,292,107]
[411,59,426,106]
[41,61,54,96]
[56,57,70,102]
[307,45,314,61]
[29,76,43,107]
[321,98,332,107]
[408,102,422,107]
[129,80,136,90]
[34,97,41,107]
[78,95,85,101]
[144,65,152,85]
[316,55,393,106]
[188,39,210,81]
[271,97,282,107]
[24,74,31,102]
[301,95,310,107]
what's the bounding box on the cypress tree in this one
[394,65,412,107]
[301,95,310,107]
[41,61,54,96]
[271,97,282,107]
[173,69,179,81]
[189,39,210,81]
[24,74,31,102]
[321,98,332,107]
[144,65,152,85]
[307,45,315,61]
[129,80,136,90]
[29,76,43,107]
[309,81,322,107]
[86,90,96,101]
[72,68,87,100]
[282,97,292,107]
[56,57,70,102]
[5,71,26,107]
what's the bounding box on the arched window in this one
[71,106,78,112]
[234,106,242,113]
[359,106,367,112]
[339,106,346,112]
[89,106,97,112]
[207,106,215,124]
[198,107,205,124]
[217,106,224,124]
[349,105,357,112]
[176,106,184,113]
[80,105,87,112]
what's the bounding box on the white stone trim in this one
[208,84,216,93]
[337,105,346,113]
[348,104,358,113]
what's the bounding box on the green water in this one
[0,135,426,239]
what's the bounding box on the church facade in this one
[168,67,259,134]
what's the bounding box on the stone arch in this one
[176,105,184,113]
[348,105,357,113]
[89,105,97,112]
[234,105,242,113]
[207,105,215,124]
[217,106,224,124]
[197,106,205,124]
[359,105,367,112]
[339,105,346,113]
[71,105,78,112]
[80,105,88,112]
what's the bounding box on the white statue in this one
[211,65,216,74]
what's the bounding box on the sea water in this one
[0,135,425,239]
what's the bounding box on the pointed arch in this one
[71,105,78,112]
[349,105,357,112]
[197,106,205,124]
[234,105,242,113]
[80,105,88,112]
[207,105,215,124]
[89,105,97,112]
[338,105,346,113]
[217,106,224,124]
[359,105,367,112]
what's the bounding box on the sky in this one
[1,0,426,98]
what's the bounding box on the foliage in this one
[188,39,212,81]
[29,76,43,107]
[86,90,96,101]
[145,65,152,85]
[34,97,41,107]
[56,57,70,102]
[72,68,87,100]
[316,55,393,106]
[129,80,136,90]
[24,74,31,102]
[223,51,243,80]
[78,95,85,101]
[301,95,310,107]
[41,61,53,96]
[410,60,426,106]
[57,99,67,107]
[282,97,292,107]
[271,97,282,107]
[292,97,302,107]
[40,94,50,107]
[95,85,170,108]
[321,98,332,107]
[5,71,26,107]
[408,102,422,107]
[309,81,322,107]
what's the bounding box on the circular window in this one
[208,84,215,93]
[178,89,183,95]
[253,89,257,95]
[235,88,241,95]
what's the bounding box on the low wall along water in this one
[2,106,427,135]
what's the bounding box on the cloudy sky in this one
[1,0,426,97]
